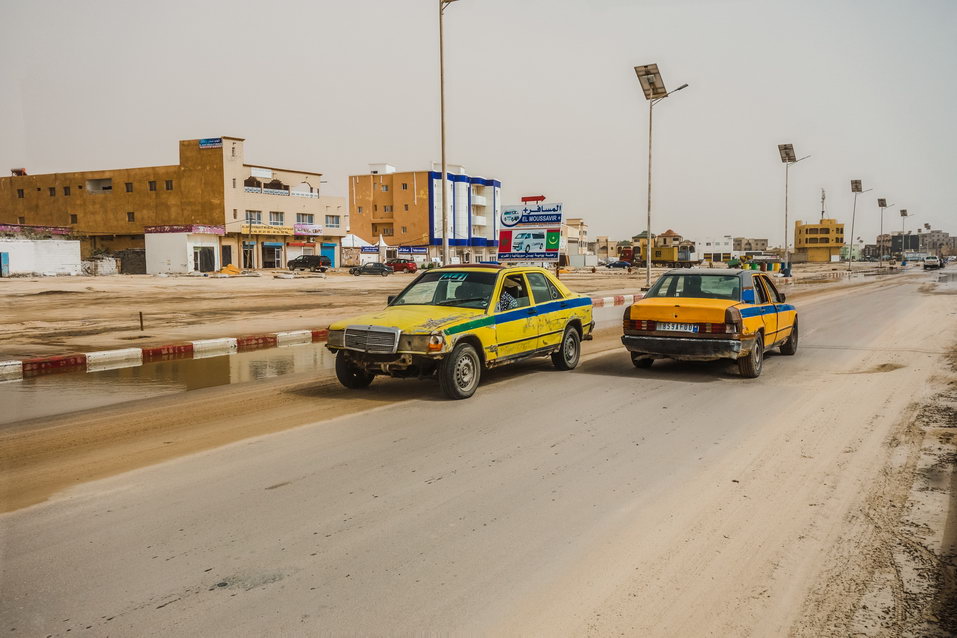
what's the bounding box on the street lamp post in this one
[900,209,910,260]
[438,0,460,265]
[847,180,872,271]
[634,64,687,288]
[877,198,894,268]
[777,144,810,276]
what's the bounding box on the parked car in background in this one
[606,260,632,269]
[923,256,942,270]
[350,262,394,276]
[287,255,331,272]
[386,258,418,273]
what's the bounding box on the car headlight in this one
[401,332,445,353]
[327,329,345,348]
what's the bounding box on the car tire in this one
[631,353,654,368]
[352,270,360,276]
[438,342,481,400]
[551,327,581,370]
[780,318,798,355]
[335,351,374,389]
[738,336,764,378]
[381,271,389,276]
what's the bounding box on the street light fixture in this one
[777,144,810,275]
[438,0,460,265]
[846,180,872,271]
[634,64,688,287]
[877,198,895,267]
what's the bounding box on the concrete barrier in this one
[85,348,143,366]
[190,337,238,357]
[275,330,313,346]
[0,360,23,381]
[21,354,87,374]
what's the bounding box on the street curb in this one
[0,295,640,382]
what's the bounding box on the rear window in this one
[645,274,742,301]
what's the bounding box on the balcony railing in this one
[471,194,487,207]
[472,216,487,227]
[244,186,317,198]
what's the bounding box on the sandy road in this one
[1,272,954,636]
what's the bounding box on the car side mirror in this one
[779,292,786,302]
[387,295,396,304]
[742,289,755,303]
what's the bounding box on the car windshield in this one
[390,270,498,309]
[645,274,742,301]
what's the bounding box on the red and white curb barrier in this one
[0,294,641,382]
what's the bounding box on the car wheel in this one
[738,336,764,378]
[352,270,360,276]
[335,351,374,389]
[438,342,481,399]
[780,318,798,355]
[381,271,389,276]
[631,353,654,368]
[551,327,581,370]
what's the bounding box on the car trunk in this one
[629,297,739,324]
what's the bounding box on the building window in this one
[148,180,157,191]
[401,226,407,233]
[374,204,378,212]
[127,212,135,222]
[125,182,133,193]
[17,216,25,224]
[49,187,56,197]
[245,210,262,224]
[16,189,24,198]
[325,215,341,228]
[401,183,408,190]
[383,205,393,213]
[269,211,284,226]
[404,204,409,211]
[233,209,238,219]
[69,214,77,224]
[381,184,389,192]
[165,179,173,191]
[232,178,236,188]
[357,206,363,213]
[63,186,71,196]
[296,213,314,224]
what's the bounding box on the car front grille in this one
[344,325,400,354]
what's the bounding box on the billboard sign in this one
[293,223,324,236]
[498,202,563,261]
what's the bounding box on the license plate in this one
[658,322,699,333]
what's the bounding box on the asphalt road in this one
[1,272,954,636]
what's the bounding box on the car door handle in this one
[559,302,569,309]
[525,308,537,316]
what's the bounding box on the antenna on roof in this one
[820,188,826,221]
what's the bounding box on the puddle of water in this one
[0,305,625,427]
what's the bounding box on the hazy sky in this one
[2,0,955,245]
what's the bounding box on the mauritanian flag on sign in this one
[497,228,561,261]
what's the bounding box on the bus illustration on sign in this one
[512,231,546,252]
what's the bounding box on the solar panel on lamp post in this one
[777,145,810,276]
[634,64,688,288]
[847,180,872,270]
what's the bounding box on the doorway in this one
[262,243,283,268]
[193,247,215,272]
[221,245,233,268]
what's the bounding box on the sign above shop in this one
[293,223,324,236]
[144,224,225,235]
[250,167,273,179]
[241,224,293,236]
[198,138,223,149]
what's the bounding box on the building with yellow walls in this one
[794,218,844,262]
[349,163,501,263]
[0,137,345,269]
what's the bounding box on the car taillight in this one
[724,306,743,333]
[623,319,657,331]
[698,323,734,334]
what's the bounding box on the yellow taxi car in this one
[326,265,594,399]
[621,269,797,377]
